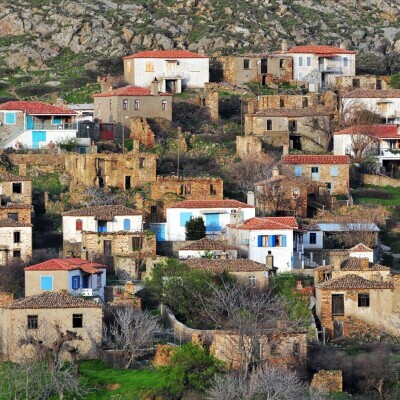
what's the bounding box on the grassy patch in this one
[31,172,67,197]
[352,185,400,207]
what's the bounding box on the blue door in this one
[32,131,46,149]
[26,115,34,130]
[82,275,89,289]
[205,214,220,232]
[151,224,165,241]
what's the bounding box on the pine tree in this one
[185,217,206,240]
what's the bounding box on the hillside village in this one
[2,41,400,398]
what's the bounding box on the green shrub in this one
[185,216,206,240]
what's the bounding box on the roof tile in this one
[169,200,254,209]
[185,259,265,273]
[62,205,141,220]
[124,50,209,59]
[0,218,31,228]
[334,125,399,139]
[282,155,350,165]
[228,217,298,231]
[253,109,332,117]
[317,274,393,289]
[92,85,172,98]
[25,258,107,274]
[340,257,389,271]
[179,238,237,251]
[342,90,400,98]
[0,101,77,115]
[288,45,356,55]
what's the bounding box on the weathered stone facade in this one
[311,370,343,393]
[0,205,31,224]
[336,75,389,90]
[236,135,263,159]
[130,117,155,148]
[0,173,32,206]
[362,173,400,187]
[8,153,65,174]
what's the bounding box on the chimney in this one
[339,42,346,50]
[81,247,88,261]
[266,252,274,269]
[151,78,159,96]
[360,257,369,270]
[272,166,279,177]
[198,48,205,56]
[283,145,289,155]
[247,191,255,206]
[281,39,288,52]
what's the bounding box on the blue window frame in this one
[180,212,193,227]
[72,276,80,290]
[330,166,338,177]
[295,165,302,176]
[123,218,131,231]
[40,276,53,291]
[98,221,107,233]
[5,112,15,125]
[258,235,287,247]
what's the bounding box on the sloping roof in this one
[287,45,356,55]
[9,292,102,309]
[282,155,350,165]
[317,274,393,289]
[179,238,237,251]
[349,243,374,252]
[341,90,400,99]
[316,223,380,232]
[25,258,107,274]
[92,85,171,98]
[169,200,254,209]
[62,205,140,220]
[124,50,209,59]
[334,125,399,139]
[340,257,389,271]
[228,217,298,231]
[185,259,265,273]
[253,109,332,117]
[255,175,315,189]
[0,101,77,115]
[0,218,31,228]
[0,172,31,182]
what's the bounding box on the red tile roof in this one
[92,85,172,98]
[0,218,31,228]
[288,45,356,55]
[179,238,237,251]
[124,50,209,59]
[341,90,400,98]
[228,217,298,231]
[253,109,332,117]
[9,292,101,309]
[282,155,350,165]
[62,205,141,220]
[340,257,389,271]
[185,259,265,273]
[317,274,393,289]
[334,125,399,139]
[170,200,255,209]
[349,243,374,252]
[0,101,77,115]
[25,258,107,274]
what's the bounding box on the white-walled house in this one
[284,45,356,91]
[165,200,255,241]
[24,258,107,301]
[123,50,209,93]
[226,217,299,272]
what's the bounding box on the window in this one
[306,57,311,67]
[352,79,360,88]
[98,221,107,233]
[27,315,38,330]
[343,57,348,67]
[12,183,22,194]
[294,165,302,177]
[180,212,193,227]
[267,120,272,130]
[330,166,339,177]
[13,250,21,258]
[72,314,83,328]
[358,293,370,307]
[109,99,112,111]
[122,99,128,110]
[327,183,332,193]
[377,80,382,90]
[302,97,308,109]
[40,276,53,291]
[5,112,15,125]
[125,176,131,190]
[179,184,191,195]
[139,158,145,169]
[210,184,217,195]
[103,240,112,256]
[248,276,256,288]
[311,167,319,174]
[13,231,20,244]
[279,59,284,69]
[258,235,287,247]
[76,219,83,231]
[145,61,155,72]
[132,236,141,250]
[288,120,297,132]
[309,232,317,244]
[243,59,250,69]
[134,100,140,110]
[280,98,285,108]
[162,100,167,111]
[123,218,131,231]
[97,274,102,288]
[72,276,80,290]
[298,56,303,67]
[332,294,344,316]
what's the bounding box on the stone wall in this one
[0,205,31,224]
[362,173,400,188]
[304,249,350,269]
[236,136,263,158]
[311,370,343,393]
[130,118,155,148]
[7,153,65,173]
[336,75,389,90]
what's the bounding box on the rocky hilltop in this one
[1,0,400,100]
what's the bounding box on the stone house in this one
[0,204,32,224]
[0,172,32,206]
[178,238,237,260]
[0,292,102,362]
[314,255,400,338]
[163,199,255,241]
[62,205,143,257]
[92,84,172,140]
[65,147,157,193]
[0,218,32,264]
[336,75,389,91]
[226,217,300,272]
[24,258,108,301]
[281,155,350,195]
[0,101,78,149]
[123,49,210,93]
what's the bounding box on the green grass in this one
[352,185,400,207]
[79,360,168,400]
[31,172,67,197]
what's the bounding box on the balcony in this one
[71,288,101,297]
[380,149,400,159]
[205,225,223,233]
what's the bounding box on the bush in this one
[185,216,206,240]
[390,72,400,89]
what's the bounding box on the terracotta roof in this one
[9,292,101,309]
[253,109,332,117]
[340,257,389,271]
[169,200,255,209]
[0,101,77,115]
[317,274,393,289]
[0,172,31,182]
[255,175,315,188]
[124,50,209,59]
[349,243,373,252]
[185,259,265,273]
[0,218,31,227]
[0,204,31,210]
[179,238,237,251]
[62,205,140,220]
[92,85,172,98]
[282,155,350,165]
[25,258,107,274]
[341,90,400,98]
[287,45,356,55]
[334,125,399,139]
[228,217,298,231]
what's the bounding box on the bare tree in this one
[81,186,137,208]
[103,306,167,369]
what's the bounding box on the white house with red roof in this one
[226,217,299,272]
[0,101,78,149]
[283,45,356,91]
[24,258,107,301]
[162,199,255,241]
[334,124,400,166]
[123,50,210,93]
